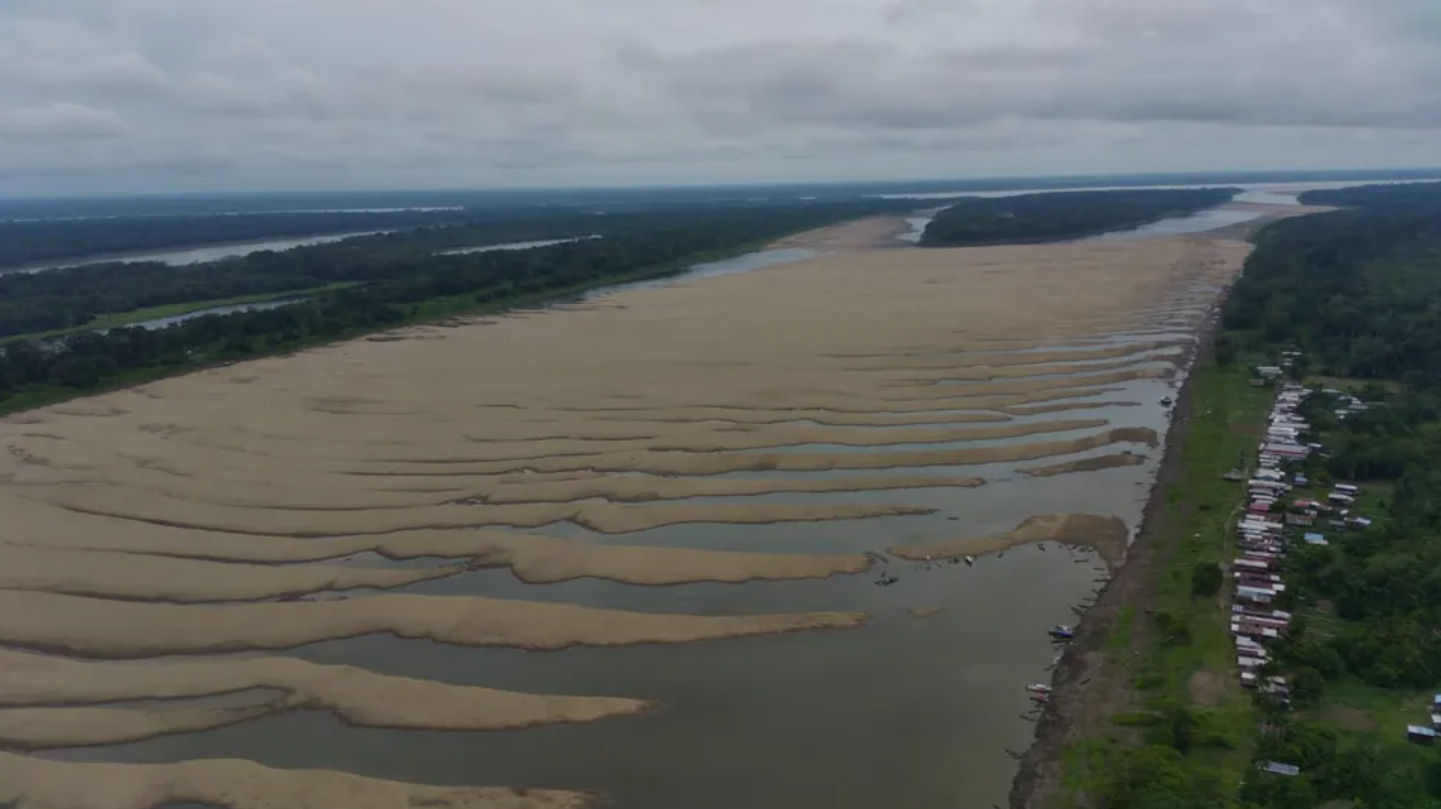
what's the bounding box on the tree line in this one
[0,209,495,270]
[918,187,1238,247]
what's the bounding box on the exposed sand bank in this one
[1020,453,1149,478]
[766,216,913,250]
[891,514,1130,571]
[0,501,877,586]
[0,229,1251,805]
[0,751,592,809]
[0,649,652,745]
[0,703,283,749]
[0,544,462,602]
[0,590,868,658]
[40,489,934,536]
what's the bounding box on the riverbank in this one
[1009,338,1272,808]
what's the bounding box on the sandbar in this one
[0,649,652,745]
[891,514,1130,570]
[1019,453,1148,478]
[0,228,1252,804]
[0,751,591,809]
[0,590,868,658]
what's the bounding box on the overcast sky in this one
[3,0,1441,195]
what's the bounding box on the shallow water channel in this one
[41,356,1189,809]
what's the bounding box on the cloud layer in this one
[2,0,1440,194]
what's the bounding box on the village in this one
[1235,354,1426,777]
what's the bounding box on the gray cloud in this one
[1,0,1439,194]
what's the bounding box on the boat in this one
[963,555,976,566]
[1049,624,1075,640]
[1026,683,1052,694]
[1160,396,1175,406]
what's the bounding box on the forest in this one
[918,187,1238,247]
[0,197,918,408]
[0,208,492,270]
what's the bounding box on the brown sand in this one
[0,544,462,602]
[0,649,652,744]
[0,703,285,749]
[1001,401,1141,416]
[891,514,1131,570]
[0,590,868,658]
[1019,453,1149,478]
[0,500,875,586]
[40,488,934,536]
[766,216,912,249]
[478,473,985,505]
[0,751,591,809]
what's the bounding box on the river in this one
[11,231,390,274]
[33,220,1225,809]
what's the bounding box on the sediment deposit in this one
[0,223,1251,805]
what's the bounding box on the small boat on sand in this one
[1048,624,1075,640]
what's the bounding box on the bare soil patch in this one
[1188,671,1225,707]
[1315,705,1379,733]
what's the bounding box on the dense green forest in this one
[918,187,1238,247]
[1222,182,1441,385]
[1299,181,1441,209]
[0,209,496,270]
[0,198,918,408]
[1077,181,1441,809]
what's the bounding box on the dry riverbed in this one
[0,219,1251,808]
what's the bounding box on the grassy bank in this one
[1060,360,1271,806]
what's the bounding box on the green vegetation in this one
[918,188,1238,247]
[0,198,917,413]
[1061,182,1441,808]
[0,284,357,346]
[0,208,483,270]
[1062,362,1270,808]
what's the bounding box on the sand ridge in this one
[891,514,1131,570]
[1019,453,1149,478]
[0,544,462,602]
[0,751,592,809]
[0,590,869,658]
[0,649,653,746]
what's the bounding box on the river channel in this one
[31,207,1241,809]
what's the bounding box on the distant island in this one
[919,187,1240,247]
